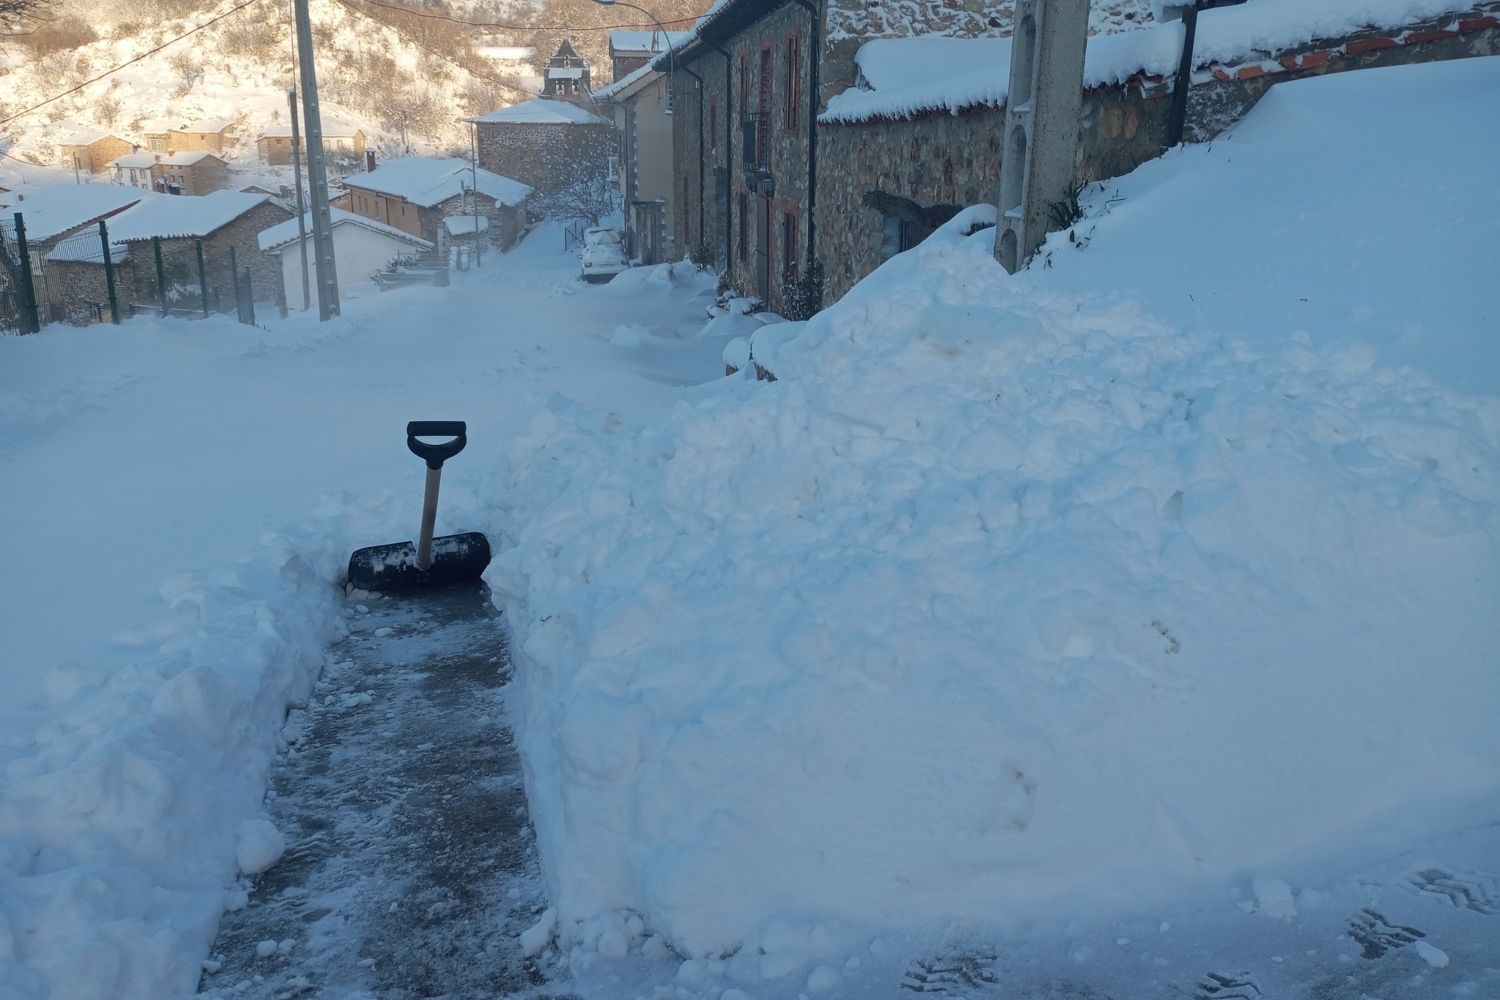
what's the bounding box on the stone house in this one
[468,99,615,201]
[608,30,690,82]
[595,62,677,263]
[341,156,533,252]
[140,119,236,155]
[256,123,367,166]
[104,190,292,312]
[109,151,160,189]
[41,239,136,326]
[2,185,147,325]
[668,0,1500,317]
[259,207,432,311]
[541,38,592,102]
[57,131,135,174]
[151,152,231,196]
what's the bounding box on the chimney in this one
[365,150,376,173]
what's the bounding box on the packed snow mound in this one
[493,217,1500,962]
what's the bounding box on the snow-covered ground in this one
[0,231,726,998]
[2,54,1498,1000]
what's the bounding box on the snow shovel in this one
[346,421,492,592]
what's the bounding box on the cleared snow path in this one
[197,587,564,1000]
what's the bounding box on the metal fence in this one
[1,211,264,334]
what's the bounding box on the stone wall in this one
[817,12,1499,303]
[474,121,615,200]
[431,193,528,252]
[45,258,136,325]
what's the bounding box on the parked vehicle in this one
[580,227,629,283]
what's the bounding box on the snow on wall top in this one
[258,207,432,252]
[106,190,271,241]
[821,0,1484,123]
[609,29,691,53]
[467,98,609,126]
[344,156,534,208]
[442,214,490,235]
[4,184,146,242]
[258,122,364,140]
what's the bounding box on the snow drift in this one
[492,61,1500,969]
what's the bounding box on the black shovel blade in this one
[347,532,492,593]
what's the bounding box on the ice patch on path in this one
[490,196,1500,965]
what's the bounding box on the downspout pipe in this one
[677,62,708,256]
[788,0,819,274]
[710,41,734,273]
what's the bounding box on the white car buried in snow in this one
[580,227,629,283]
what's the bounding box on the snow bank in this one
[493,64,1500,972]
[821,0,1485,123]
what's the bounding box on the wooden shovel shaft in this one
[417,466,442,570]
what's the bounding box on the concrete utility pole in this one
[289,88,311,312]
[994,0,1090,273]
[293,0,341,320]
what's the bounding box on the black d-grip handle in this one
[406,421,468,469]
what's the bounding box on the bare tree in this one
[1,0,52,32]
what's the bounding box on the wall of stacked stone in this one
[816,12,1498,304]
[124,202,291,312]
[475,122,616,199]
[45,259,137,325]
[433,194,527,251]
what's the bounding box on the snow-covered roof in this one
[4,184,147,242]
[158,151,224,166]
[176,118,235,135]
[109,153,161,170]
[593,60,660,102]
[343,157,533,208]
[258,122,364,140]
[609,29,690,54]
[57,129,122,146]
[467,98,609,126]
[258,207,433,252]
[45,238,130,264]
[442,215,489,236]
[822,0,1487,123]
[107,190,273,241]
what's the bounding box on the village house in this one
[57,130,135,174]
[665,0,1500,318]
[595,62,677,264]
[151,151,231,196]
[109,151,160,189]
[468,98,614,202]
[259,207,433,311]
[256,123,367,166]
[608,29,690,82]
[140,119,237,156]
[0,185,147,325]
[341,156,533,252]
[42,239,135,326]
[103,190,291,313]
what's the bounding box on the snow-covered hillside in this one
[0,0,533,179]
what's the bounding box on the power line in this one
[0,0,270,128]
[339,0,702,32]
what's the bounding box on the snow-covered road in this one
[0,228,730,999]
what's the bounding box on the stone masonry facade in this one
[46,258,137,325]
[816,8,1500,304]
[475,121,615,201]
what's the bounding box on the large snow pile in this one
[491,56,1500,972]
